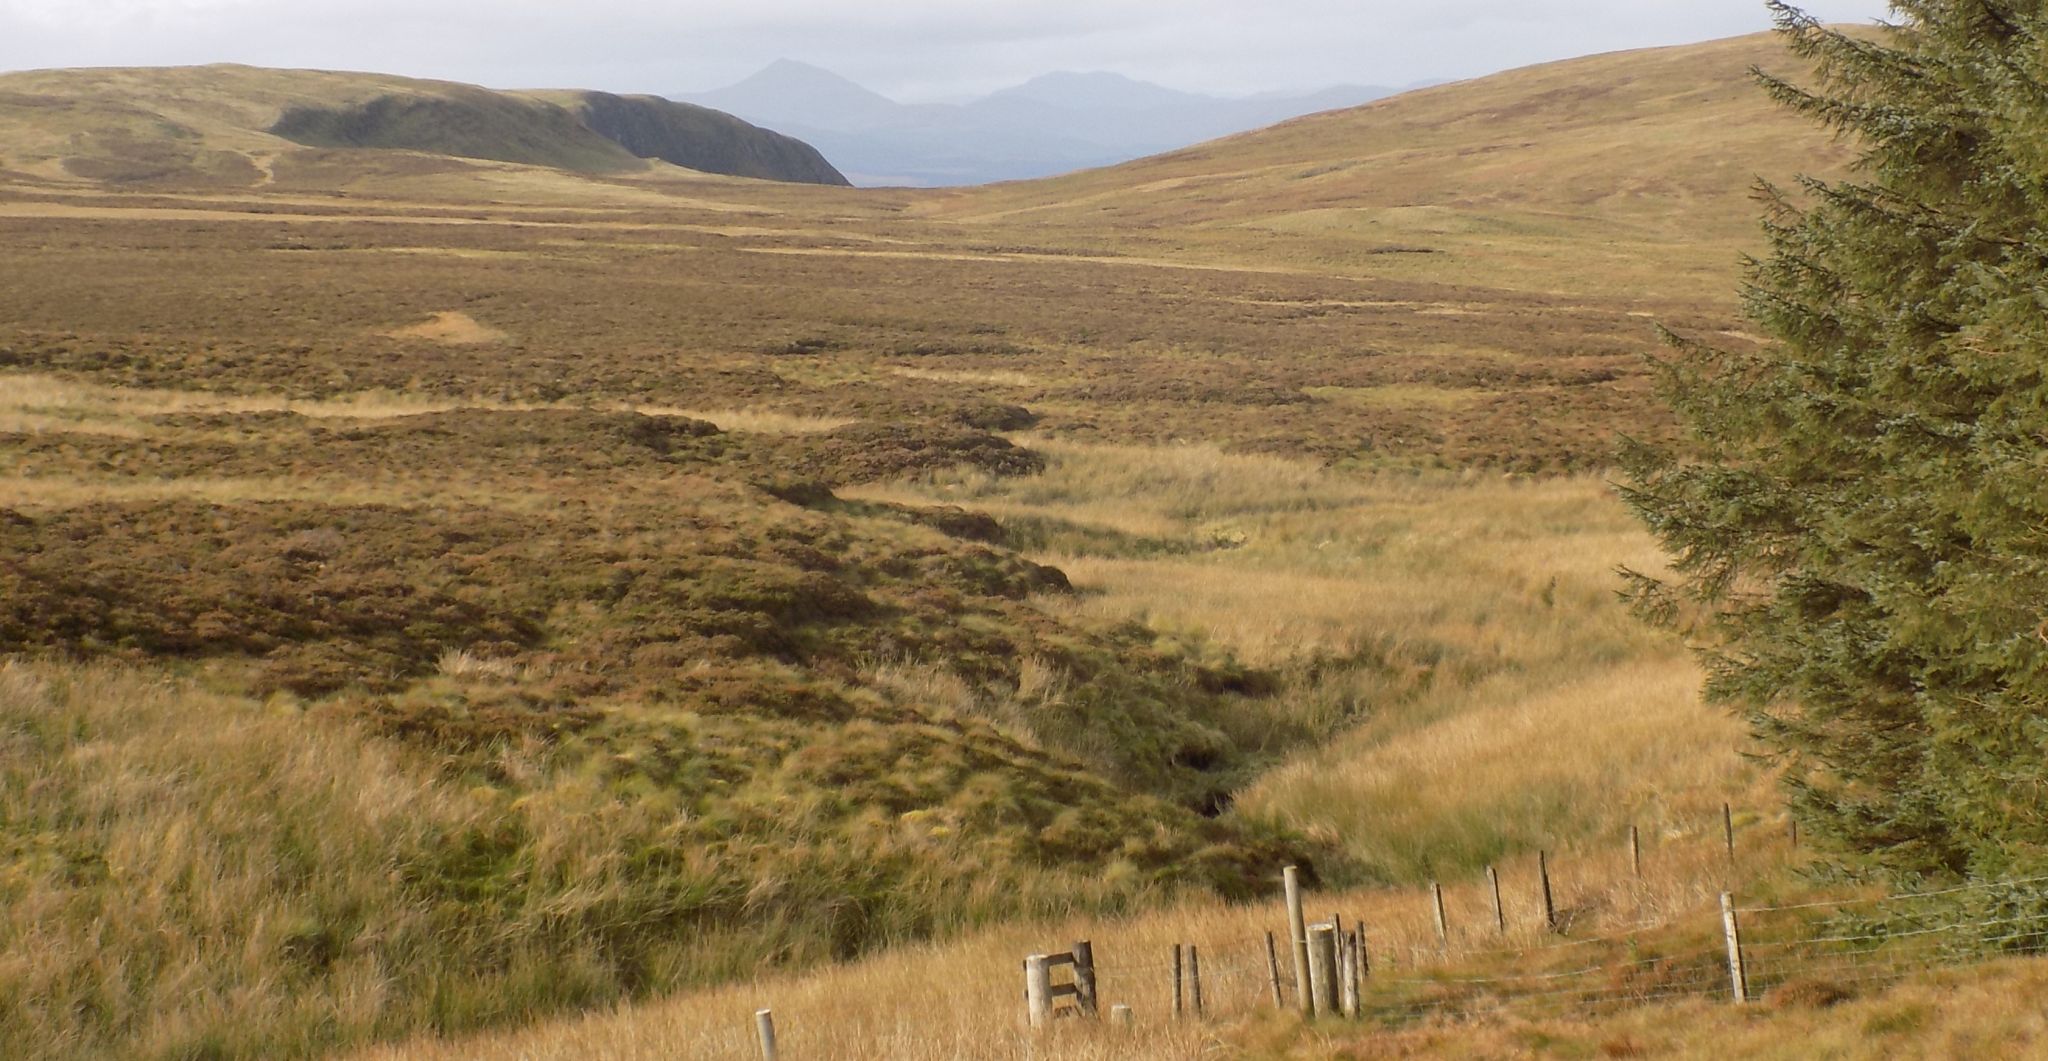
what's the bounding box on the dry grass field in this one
[0,27,1952,1061]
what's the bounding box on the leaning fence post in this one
[755,1009,778,1061]
[1487,866,1506,935]
[1265,930,1285,1007]
[1025,954,1054,1029]
[1720,892,1749,1004]
[1285,866,1312,1014]
[1431,881,1450,953]
[1538,850,1557,931]
[1723,803,1737,866]
[1189,944,1205,1018]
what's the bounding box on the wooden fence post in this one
[1306,923,1340,1016]
[1189,944,1204,1018]
[1341,929,1362,1017]
[1025,955,1054,1030]
[755,1008,778,1061]
[1355,916,1371,977]
[1285,866,1312,1014]
[1265,930,1284,1007]
[1723,803,1736,866]
[1431,881,1449,953]
[1629,824,1642,879]
[1720,892,1749,1004]
[1789,818,1799,847]
[1487,866,1506,935]
[1538,850,1557,931]
[1073,940,1098,1018]
[1171,943,1185,1019]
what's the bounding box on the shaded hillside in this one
[270,88,642,173]
[552,91,847,186]
[0,64,847,188]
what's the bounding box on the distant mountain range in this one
[682,61,1429,186]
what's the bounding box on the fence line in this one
[722,810,2048,1057]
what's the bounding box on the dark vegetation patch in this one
[566,91,850,187]
[793,421,1046,484]
[269,91,644,175]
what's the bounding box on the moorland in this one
[6,26,2010,1061]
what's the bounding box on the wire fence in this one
[725,823,2048,1057]
[1013,866,2048,1037]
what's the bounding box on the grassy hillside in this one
[0,26,1902,1061]
[268,88,644,174]
[550,91,849,186]
[927,30,1855,300]
[0,64,848,187]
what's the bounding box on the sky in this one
[2,0,1897,101]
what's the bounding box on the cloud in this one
[0,0,1897,97]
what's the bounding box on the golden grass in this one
[354,814,1803,1060]
[381,311,509,345]
[851,439,1758,880]
[0,372,512,427]
[888,366,1040,388]
[0,372,862,442]
[644,406,856,434]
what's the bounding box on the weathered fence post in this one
[1355,916,1371,977]
[755,1009,778,1061]
[1720,892,1749,1004]
[1306,922,1340,1016]
[1073,939,1098,1018]
[1487,866,1506,935]
[1431,881,1449,953]
[1171,943,1185,1019]
[1629,824,1642,879]
[1340,929,1362,1017]
[1285,865,1312,1014]
[1264,930,1285,1007]
[1189,944,1205,1018]
[1723,803,1736,866]
[1025,954,1054,1029]
[1023,944,1094,1028]
[1538,850,1557,931]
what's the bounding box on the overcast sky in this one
[2,1,1896,101]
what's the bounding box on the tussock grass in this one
[852,442,1731,881]
[356,818,1805,1060]
[646,406,857,434]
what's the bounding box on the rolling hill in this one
[0,64,848,188]
[924,30,1857,300]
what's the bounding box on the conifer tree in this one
[1621,1,2048,882]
